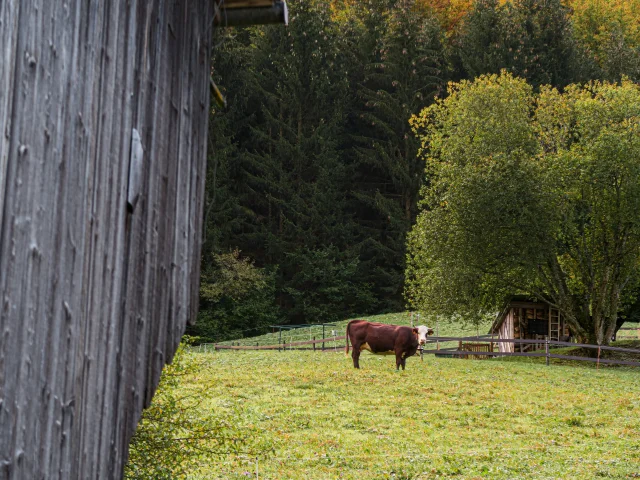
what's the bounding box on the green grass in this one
[176,315,640,479]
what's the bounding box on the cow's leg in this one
[351,346,361,369]
[401,356,407,370]
[395,351,403,371]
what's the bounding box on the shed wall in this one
[498,309,515,353]
[0,1,211,478]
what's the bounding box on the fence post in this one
[313,336,316,352]
[322,325,325,351]
[545,336,549,366]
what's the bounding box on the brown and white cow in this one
[345,320,434,370]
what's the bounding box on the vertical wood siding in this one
[498,309,515,353]
[0,1,211,477]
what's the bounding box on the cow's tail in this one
[345,321,351,356]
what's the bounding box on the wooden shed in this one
[490,296,571,353]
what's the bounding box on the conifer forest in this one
[192,0,640,343]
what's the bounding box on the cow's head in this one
[413,325,434,345]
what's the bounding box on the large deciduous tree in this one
[406,72,640,345]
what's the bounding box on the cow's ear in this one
[412,328,418,334]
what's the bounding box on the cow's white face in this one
[415,325,434,345]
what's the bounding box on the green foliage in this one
[536,79,640,342]
[125,341,271,479]
[407,73,548,317]
[454,0,507,78]
[407,73,640,345]
[205,0,450,325]
[283,246,376,323]
[205,1,370,325]
[189,251,279,342]
[346,0,448,312]
[569,0,640,82]
[455,0,594,88]
[202,0,640,334]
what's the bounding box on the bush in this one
[125,340,272,478]
[189,250,280,343]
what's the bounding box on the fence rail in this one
[198,336,347,352]
[424,348,640,366]
[197,334,640,368]
[428,336,640,354]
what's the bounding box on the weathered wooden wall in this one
[0,1,211,478]
[498,310,515,353]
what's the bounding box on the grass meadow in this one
[176,315,640,479]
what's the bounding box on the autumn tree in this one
[569,0,640,81]
[407,73,640,345]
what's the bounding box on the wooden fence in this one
[425,337,640,367]
[199,335,640,368]
[203,336,347,352]
[457,341,494,360]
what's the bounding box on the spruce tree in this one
[456,0,592,88]
[211,0,372,323]
[346,0,447,311]
[455,0,506,79]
